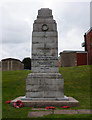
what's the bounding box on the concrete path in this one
[28,109,92,118]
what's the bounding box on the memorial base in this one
[11,72,79,107]
[26,73,65,98]
[11,96,79,107]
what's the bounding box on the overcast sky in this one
[0,0,91,61]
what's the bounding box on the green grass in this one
[2,65,91,118]
[2,70,31,118]
[59,65,91,109]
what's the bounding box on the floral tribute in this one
[5,100,12,104]
[13,100,24,108]
[45,106,55,114]
[61,106,71,108]
[45,106,55,110]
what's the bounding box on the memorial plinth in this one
[11,8,79,107]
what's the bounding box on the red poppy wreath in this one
[13,100,24,108]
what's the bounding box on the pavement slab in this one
[28,109,92,117]
[54,110,78,114]
[32,108,46,110]
[28,111,51,117]
[77,109,92,114]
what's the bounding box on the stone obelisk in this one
[11,8,79,107]
[26,8,68,100]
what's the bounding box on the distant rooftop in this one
[1,58,22,62]
[59,50,87,55]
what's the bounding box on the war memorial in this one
[11,8,79,107]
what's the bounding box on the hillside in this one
[59,65,91,109]
[2,65,91,118]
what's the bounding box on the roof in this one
[59,50,87,55]
[1,58,21,62]
[86,27,92,34]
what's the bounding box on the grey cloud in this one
[2,8,32,44]
[54,2,90,54]
[56,2,90,33]
[1,0,44,44]
[2,42,31,60]
[2,24,31,44]
[0,1,90,60]
[90,1,92,27]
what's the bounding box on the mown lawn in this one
[2,65,91,119]
[59,65,91,109]
[2,70,31,118]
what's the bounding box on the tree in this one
[22,57,31,70]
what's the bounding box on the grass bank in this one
[59,65,91,109]
[2,65,91,118]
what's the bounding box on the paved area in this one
[28,111,52,117]
[32,108,46,110]
[28,109,92,117]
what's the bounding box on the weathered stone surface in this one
[31,67,58,73]
[25,8,66,100]
[28,109,92,118]
[11,96,79,107]
[32,9,58,74]
[32,32,58,37]
[26,73,64,98]
[26,85,63,92]
[31,59,58,67]
[37,8,53,18]
[11,8,79,107]
[28,111,51,117]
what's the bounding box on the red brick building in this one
[59,51,87,67]
[59,28,92,67]
[82,27,92,65]
[77,52,87,66]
